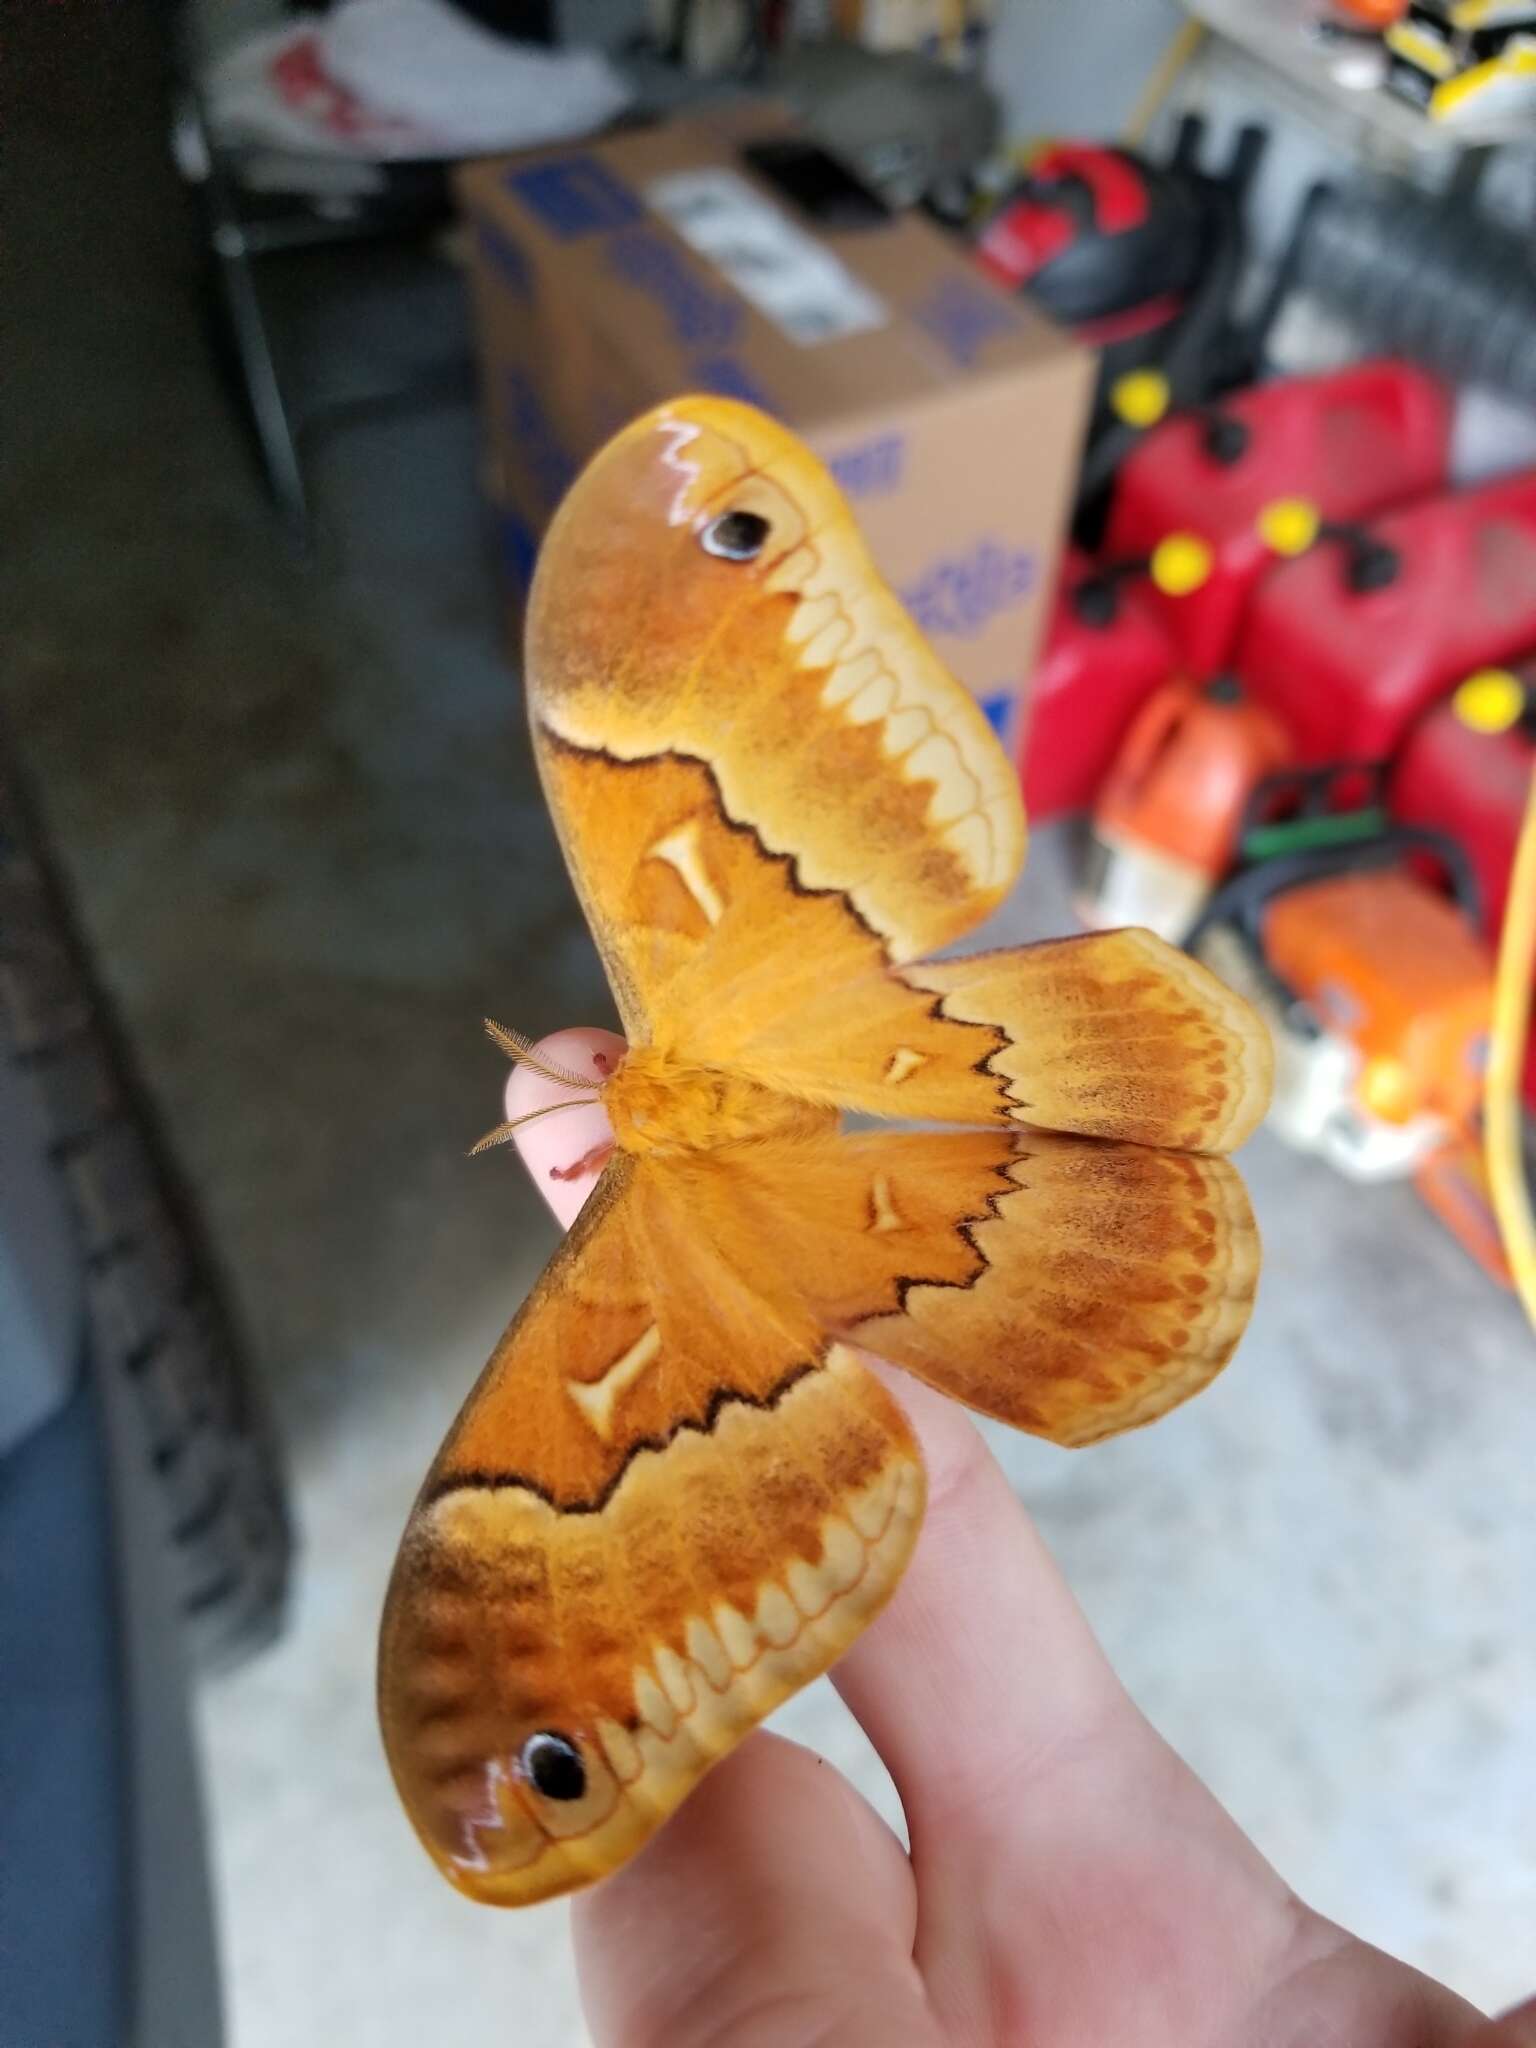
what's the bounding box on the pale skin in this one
[507,1029,1533,2048]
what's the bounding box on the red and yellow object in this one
[1332,0,1410,24]
[1484,749,1536,1325]
[1393,664,1536,939]
[1392,664,1536,1114]
[1082,677,1291,938]
[1104,361,1449,677]
[1016,547,1177,821]
[1238,471,1536,766]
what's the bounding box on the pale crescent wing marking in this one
[881,704,935,756]
[567,1324,662,1442]
[793,604,855,671]
[884,1047,927,1084]
[844,670,897,724]
[903,732,980,828]
[821,646,882,706]
[648,821,724,926]
[868,1174,903,1234]
[785,589,840,650]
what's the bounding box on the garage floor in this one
[8,12,1534,2044]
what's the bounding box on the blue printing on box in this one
[504,155,642,239]
[979,688,1017,747]
[606,226,743,351]
[478,223,536,303]
[602,226,774,408]
[829,433,905,499]
[903,539,1037,641]
[912,275,1020,369]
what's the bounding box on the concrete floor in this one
[8,12,1535,2044]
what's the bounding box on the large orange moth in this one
[378,397,1272,1907]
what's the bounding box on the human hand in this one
[509,1030,1531,2048]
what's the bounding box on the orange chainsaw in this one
[1187,765,1508,1282]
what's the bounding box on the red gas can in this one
[1104,361,1450,678]
[1016,548,1176,821]
[1393,665,1536,937]
[1238,472,1536,766]
[1391,663,1536,1111]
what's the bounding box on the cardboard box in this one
[457,107,1091,738]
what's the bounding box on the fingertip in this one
[503,1027,625,1229]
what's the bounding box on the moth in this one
[379,398,1272,1907]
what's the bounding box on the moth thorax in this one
[603,1046,827,1155]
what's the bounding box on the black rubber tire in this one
[0,729,290,1671]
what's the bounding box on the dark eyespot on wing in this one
[520,1731,587,1802]
[702,509,769,561]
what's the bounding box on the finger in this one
[1469,1994,1536,2047]
[831,1360,1162,1866]
[833,1363,1297,2038]
[572,1732,941,2048]
[833,1363,1133,1835]
[505,1026,624,1229]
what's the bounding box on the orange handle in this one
[1103,681,1195,802]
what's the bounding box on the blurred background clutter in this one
[4,0,1535,2042]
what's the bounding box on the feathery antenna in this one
[469,1098,591,1157]
[483,1019,604,1091]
